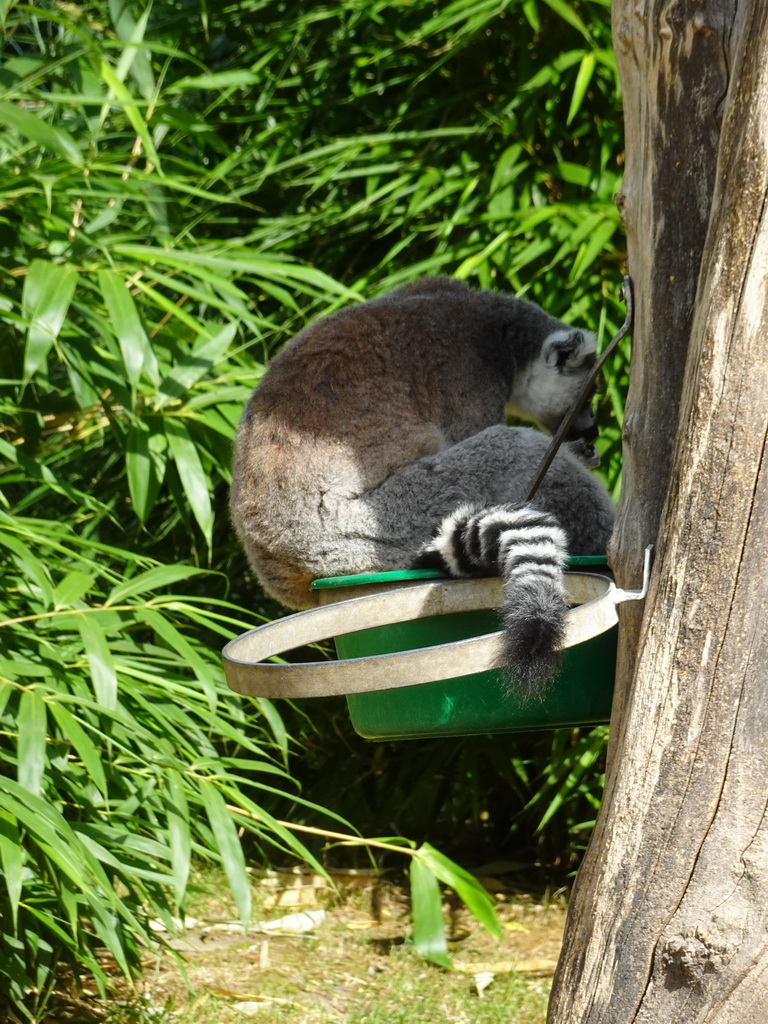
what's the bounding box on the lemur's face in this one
[506,327,598,440]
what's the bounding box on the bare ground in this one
[95,868,568,1024]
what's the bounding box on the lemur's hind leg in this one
[354,424,614,560]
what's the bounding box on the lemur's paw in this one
[566,438,600,468]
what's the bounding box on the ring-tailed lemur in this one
[230,277,615,693]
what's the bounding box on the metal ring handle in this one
[223,572,624,699]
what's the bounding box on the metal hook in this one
[612,545,654,605]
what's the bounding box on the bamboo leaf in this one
[89,903,132,978]
[125,419,167,524]
[488,144,525,219]
[142,607,218,709]
[0,100,84,166]
[75,828,174,885]
[75,614,118,710]
[169,70,263,91]
[416,843,502,938]
[0,779,100,895]
[106,563,205,604]
[567,52,597,125]
[0,1,18,28]
[166,770,192,907]
[125,421,153,523]
[519,49,585,94]
[98,269,160,387]
[454,231,512,279]
[253,698,289,763]
[573,216,618,280]
[228,799,330,883]
[0,811,23,928]
[0,528,56,608]
[540,0,593,42]
[507,237,554,276]
[21,260,78,382]
[98,61,163,173]
[199,780,251,928]
[49,702,108,794]
[108,0,155,100]
[569,215,619,282]
[17,690,47,797]
[522,0,540,30]
[54,570,96,609]
[409,856,451,968]
[164,418,213,548]
[157,323,238,405]
[111,244,362,301]
[557,161,592,187]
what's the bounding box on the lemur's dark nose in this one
[565,414,598,445]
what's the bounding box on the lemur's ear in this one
[542,328,596,370]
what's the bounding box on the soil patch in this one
[100,869,567,1023]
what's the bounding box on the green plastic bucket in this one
[309,557,617,740]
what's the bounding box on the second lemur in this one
[230,277,615,692]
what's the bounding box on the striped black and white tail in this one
[413,503,569,694]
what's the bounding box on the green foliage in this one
[410,841,502,967]
[0,510,335,1016]
[286,708,610,885]
[0,0,626,1015]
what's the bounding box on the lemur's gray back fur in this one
[231,277,615,690]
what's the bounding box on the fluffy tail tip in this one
[499,591,568,697]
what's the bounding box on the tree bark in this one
[547,0,768,1021]
[607,0,733,729]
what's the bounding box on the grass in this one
[54,868,564,1024]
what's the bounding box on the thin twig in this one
[226,805,416,857]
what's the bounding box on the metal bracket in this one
[612,545,654,605]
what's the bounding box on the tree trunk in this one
[606,0,733,729]
[547,0,768,1021]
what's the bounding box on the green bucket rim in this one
[309,554,608,591]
